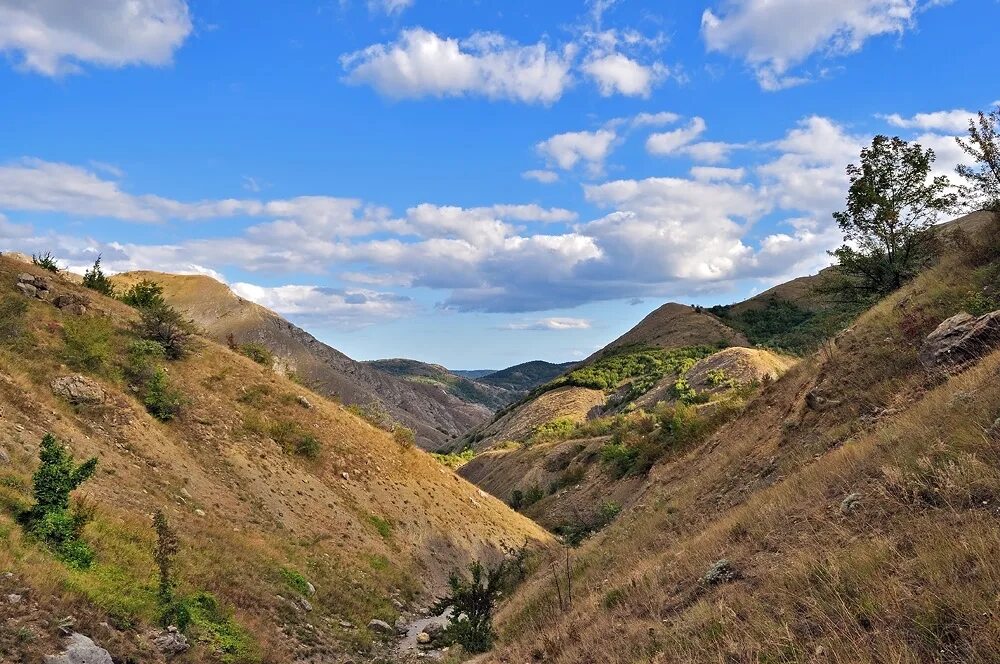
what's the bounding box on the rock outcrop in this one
[920,310,1000,371]
[44,633,114,664]
[51,375,106,405]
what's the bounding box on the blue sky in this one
[0,0,997,368]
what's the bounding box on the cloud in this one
[522,169,559,184]
[340,28,574,104]
[367,0,413,15]
[757,115,865,214]
[537,128,618,175]
[645,117,707,155]
[502,317,592,331]
[690,166,746,182]
[582,52,666,97]
[881,109,975,133]
[701,0,936,90]
[0,0,193,76]
[230,282,413,328]
[630,111,681,128]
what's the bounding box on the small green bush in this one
[119,280,166,310]
[18,434,98,568]
[268,420,321,458]
[393,426,415,448]
[134,304,194,360]
[180,592,257,663]
[237,342,273,367]
[32,252,60,272]
[144,368,184,421]
[62,316,114,373]
[124,339,166,385]
[368,514,392,539]
[82,256,116,297]
[278,567,311,595]
[600,443,639,478]
[294,434,321,459]
[431,448,475,469]
[529,417,577,445]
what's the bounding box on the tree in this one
[18,434,98,567]
[119,279,166,310]
[32,252,60,273]
[956,105,1000,212]
[82,255,116,297]
[829,135,957,300]
[135,304,194,360]
[432,555,519,653]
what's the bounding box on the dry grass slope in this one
[0,258,550,663]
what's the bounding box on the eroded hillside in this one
[112,272,491,449]
[0,258,550,663]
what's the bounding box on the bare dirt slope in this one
[0,258,551,663]
[466,386,606,451]
[112,271,490,449]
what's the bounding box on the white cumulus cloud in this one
[0,0,193,76]
[881,109,975,133]
[537,129,618,175]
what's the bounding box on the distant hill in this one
[365,358,513,411]
[477,360,577,393]
[452,369,498,379]
[112,272,491,449]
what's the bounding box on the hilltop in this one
[111,272,490,449]
[476,360,578,394]
[0,257,550,663]
[364,358,514,412]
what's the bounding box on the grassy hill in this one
[476,361,578,394]
[475,212,1000,662]
[111,272,491,449]
[0,258,550,663]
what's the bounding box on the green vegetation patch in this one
[709,297,862,355]
[431,448,475,469]
[544,345,719,401]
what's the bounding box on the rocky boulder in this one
[367,619,394,635]
[16,273,51,300]
[51,375,106,405]
[44,633,114,664]
[919,310,1000,371]
[149,627,190,655]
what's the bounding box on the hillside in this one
[476,361,577,394]
[480,213,1000,662]
[0,257,551,663]
[111,272,490,450]
[364,358,513,411]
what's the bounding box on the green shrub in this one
[124,339,166,385]
[267,420,321,458]
[431,448,475,469]
[82,256,116,297]
[600,443,639,478]
[393,426,415,448]
[433,555,522,654]
[278,567,311,595]
[367,514,392,539]
[529,417,577,445]
[134,304,194,360]
[18,434,98,568]
[346,401,394,431]
[180,592,258,663]
[236,342,273,367]
[0,296,28,344]
[153,509,180,610]
[62,316,114,373]
[144,369,184,421]
[32,252,60,273]
[119,280,166,310]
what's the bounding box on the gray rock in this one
[416,632,432,645]
[305,581,316,595]
[701,559,739,586]
[0,447,9,465]
[806,389,841,412]
[44,633,114,664]
[920,310,1000,371]
[296,597,313,612]
[51,375,106,405]
[6,593,21,604]
[296,395,313,409]
[841,493,862,513]
[151,627,190,655]
[16,282,37,298]
[368,618,394,635]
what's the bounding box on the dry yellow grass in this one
[0,258,551,662]
[479,228,1000,663]
[470,386,606,451]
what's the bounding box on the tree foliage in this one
[31,252,60,273]
[134,304,195,360]
[829,135,957,300]
[82,255,116,297]
[956,105,1000,212]
[119,279,166,310]
[19,434,98,567]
